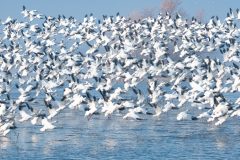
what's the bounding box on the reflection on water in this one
[215,137,227,150]
[0,137,10,149]
[1,109,240,159]
[103,138,118,150]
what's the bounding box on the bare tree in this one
[160,0,182,15]
[142,7,156,18]
[129,7,156,21]
[128,10,144,21]
[195,9,205,22]
[129,0,204,22]
[177,8,187,18]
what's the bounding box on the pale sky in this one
[0,0,239,21]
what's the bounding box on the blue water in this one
[1,109,240,160]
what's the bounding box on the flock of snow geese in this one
[0,6,240,136]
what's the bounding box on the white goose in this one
[40,117,55,132]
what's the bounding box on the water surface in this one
[1,109,240,160]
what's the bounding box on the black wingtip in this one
[191,116,198,120]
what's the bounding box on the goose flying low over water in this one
[40,115,56,132]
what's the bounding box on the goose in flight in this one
[123,109,143,120]
[40,115,56,132]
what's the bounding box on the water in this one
[1,109,240,160]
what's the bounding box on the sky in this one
[0,0,239,21]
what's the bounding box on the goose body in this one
[40,117,55,132]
